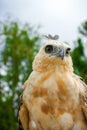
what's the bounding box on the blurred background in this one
[0,0,87,129]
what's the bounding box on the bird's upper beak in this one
[50,45,71,60]
[55,46,65,60]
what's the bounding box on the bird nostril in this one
[66,48,71,54]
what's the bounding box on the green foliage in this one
[0,19,40,130]
[0,17,87,130]
[72,21,87,83]
[79,21,87,36]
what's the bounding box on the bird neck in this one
[33,57,73,73]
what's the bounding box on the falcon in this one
[18,35,87,130]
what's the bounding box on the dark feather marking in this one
[18,119,24,130]
[18,94,23,116]
[18,94,24,130]
[80,77,85,82]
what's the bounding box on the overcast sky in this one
[0,0,87,44]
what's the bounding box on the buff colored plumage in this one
[18,35,87,130]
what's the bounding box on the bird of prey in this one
[18,35,87,130]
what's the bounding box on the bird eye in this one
[45,45,53,53]
[66,47,71,54]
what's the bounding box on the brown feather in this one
[18,39,87,130]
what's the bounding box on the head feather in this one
[45,34,59,40]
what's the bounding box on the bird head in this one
[33,35,73,72]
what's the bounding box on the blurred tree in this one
[0,18,40,130]
[79,21,87,36]
[72,21,87,83]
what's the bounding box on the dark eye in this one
[45,45,53,53]
[66,47,71,54]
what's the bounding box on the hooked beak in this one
[50,46,71,60]
[56,46,65,60]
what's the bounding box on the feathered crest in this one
[45,34,59,40]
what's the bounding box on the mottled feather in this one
[18,36,87,130]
